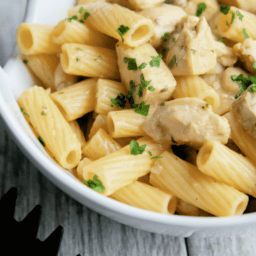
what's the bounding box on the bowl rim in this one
[1,0,256,232]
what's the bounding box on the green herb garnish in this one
[84,11,90,20]
[110,93,126,109]
[134,101,150,116]
[169,54,177,68]
[220,5,230,15]
[249,85,256,93]
[137,74,151,98]
[196,3,207,17]
[138,62,147,70]
[148,86,155,92]
[38,136,45,147]
[218,37,225,42]
[125,58,138,70]
[78,7,84,13]
[83,175,105,193]
[117,25,130,42]
[150,54,162,68]
[67,15,78,22]
[161,32,170,41]
[23,59,28,64]
[76,58,80,62]
[151,156,163,159]
[230,11,235,24]
[236,10,244,21]
[253,61,256,70]
[242,28,249,39]
[130,140,146,155]
[148,151,153,156]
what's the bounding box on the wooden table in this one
[1,1,256,255]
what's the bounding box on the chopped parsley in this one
[215,25,218,29]
[150,54,162,68]
[218,37,225,42]
[191,49,196,54]
[38,136,45,147]
[110,93,126,109]
[83,175,105,193]
[59,92,64,94]
[169,54,177,68]
[148,151,153,156]
[78,7,84,13]
[84,11,90,20]
[160,102,165,106]
[78,19,84,23]
[232,73,256,98]
[206,103,209,107]
[23,59,28,64]
[148,86,155,92]
[20,107,30,117]
[249,85,256,93]
[124,58,138,70]
[151,156,163,159]
[77,47,83,51]
[161,32,170,41]
[196,3,207,17]
[76,58,80,62]
[134,101,150,116]
[41,107,48,115]
[117,25,130,42]
[242,28,249,39]
[137,74,151,98]
[67,15,78,22]
[138,62,147,70]
[253,61,256,70]
[236,10,244,21]
[230,11,235,24]
[130,140,146,155]
[220,5,230,15]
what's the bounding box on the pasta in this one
[16,0,256,217]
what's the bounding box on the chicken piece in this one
[142,98,230,149]
[139,4,186,48]
[233,38,256,74]
[165,16,217,76]
[232,84,256,138]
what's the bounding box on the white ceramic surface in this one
[1,0,256,238]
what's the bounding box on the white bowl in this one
[1,0,256,238]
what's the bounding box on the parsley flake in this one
[67,15,78,22]
[38,136,45,147]
[125,58,138,70]
[218,37,225,42]
[230,11,235,24]
[84,11,90,20]
[110,93,127,109]
[138,62,147,70]
[76,58,80,62]
[117,25,130,42]
[78,7,84,13]
[23,59,28,64]
[220,5,230,15]
[137,74,151,98]
[151,156,163,159]
[20,107,24,112]
[249,85,256,93]
[253,61,256,70]
[134,101,150,116]
[236,10,244,21]
[77,47,83,51]
[169,54,177,68]
[242,28,249,39]
[130,140,146,155]
[196,3,207,17]
[78,19,84,23]
[83,175,105,193]
[161,32,170,41]
[148,86,155,92]
[150,54,162,68]
[160,102,165,106]
[148,151,153,156]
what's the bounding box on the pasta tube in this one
[77,2,155,47]
[197,140,256,197]
[21,54,59,91]
[69,120,86,148]
[110,181,177,214]
[82,128,122,160]
[224,112,256,166]
[173,76,220,112]
[83,137,168,196]
[18,86,82,169]
[107,107,156,138]
[95,79,128,114]
[60,43,120,79]
[16,23,61,55]
[150,151,249,217]
[52,19,116,48]
[50,78,97,122]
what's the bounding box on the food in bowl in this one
[14,0,256,218]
